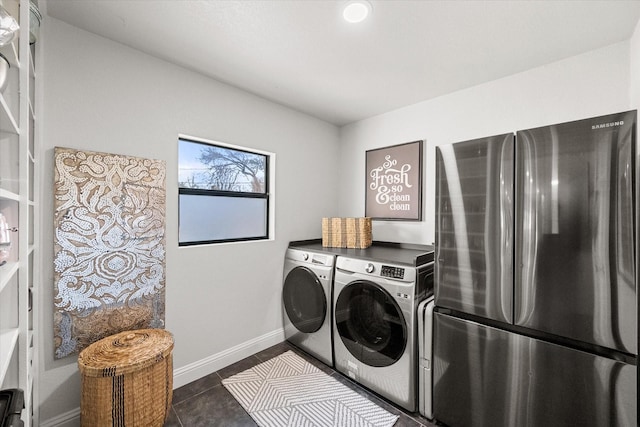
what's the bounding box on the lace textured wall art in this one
[53,147,166,359]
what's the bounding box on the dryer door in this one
[283,266,327,333]
[335,280,407,367]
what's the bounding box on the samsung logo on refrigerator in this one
[592,121,624,130]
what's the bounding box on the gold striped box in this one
[322,217,372,249]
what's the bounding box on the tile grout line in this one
[170,405,183,427]
[172,382,223,407]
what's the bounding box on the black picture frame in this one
[365,140,423,221]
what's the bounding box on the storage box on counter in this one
[322,217,372,249]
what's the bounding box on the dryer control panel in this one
[381,265,405,279]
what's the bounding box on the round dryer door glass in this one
[283,266,327,333]
[335,280,407,367]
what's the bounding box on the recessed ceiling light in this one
[343,1,372,24]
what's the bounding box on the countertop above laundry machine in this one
[288,239,434,267]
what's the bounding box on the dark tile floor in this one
[164,341,439,426]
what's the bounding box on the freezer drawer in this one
[433,312,637,427]
[435,133,514,324]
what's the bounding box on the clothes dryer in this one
[282,247,334,366]
[333,255,434,412]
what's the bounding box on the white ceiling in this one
[45,0,640,126]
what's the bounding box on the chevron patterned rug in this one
[222,350,399,426]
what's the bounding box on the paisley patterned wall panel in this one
[53,147,166,358]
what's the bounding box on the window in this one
[178,136,272,245]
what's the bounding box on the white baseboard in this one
[173,327,285,388]
[40,328,285,427]
[39,407,80,427]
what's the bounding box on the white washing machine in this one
[282,247,334,366]
[333,255,434,412]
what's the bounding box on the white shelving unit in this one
[0,0,39,425]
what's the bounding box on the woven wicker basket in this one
[322,217,372,249]
[78,329,174,427]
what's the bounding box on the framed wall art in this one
[365,140,423,221]
[53,147,166,358]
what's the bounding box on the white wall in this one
[338,41,633,245]
[631,19,640,109]
[38,17,340,424]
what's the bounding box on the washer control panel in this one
[336,256,416,282]
[381,265,405,279]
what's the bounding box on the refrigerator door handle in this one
[514,132,536,325]
[499,136,515,324]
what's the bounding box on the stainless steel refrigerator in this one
[433,111,637,427]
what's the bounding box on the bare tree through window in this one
[179,140,266,194]
[198,146,265,193]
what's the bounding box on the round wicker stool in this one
[78,329,174,427]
